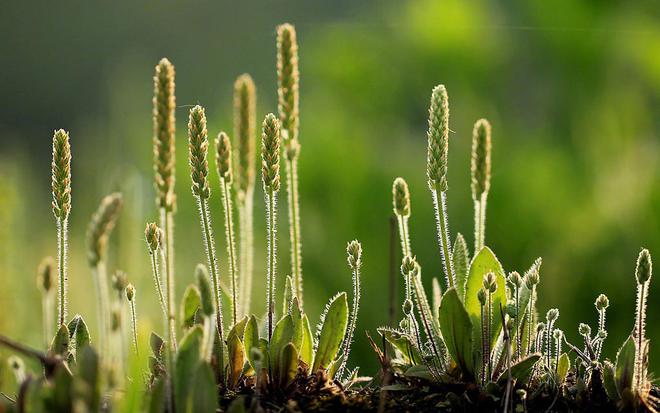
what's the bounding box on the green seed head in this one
[125,284,135,302]
[426,85,449,192]
[546,308,559,322]
[508,271,523,289]
[635,248,652,285]
[483,272,497,293]
[215,131,233,184]
[37,256,55,293]
[578,323,591,337]
[145,222,163,254]
[196,264,215,317]
[153,58,177,211]
[392,177,411,217]
[86,193,123,266]
[477,288,487,305]
[233,74,256,196]
[346,240,362,270]
[112,270,128,293]
[188,105,211,199]
[595,294,609,311]
[470,118,492,200]
[276,23,299,143]
[261,113,281,192]
[51,129,72,220]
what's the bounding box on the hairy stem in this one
[129,298,138,356]
[473,192,488,254]
[160,208,177,351]
[634,282,648,390]
[527,286,535,356]
[220,179,239,325]
[92,262,110,363]
[266,189,278,340]
[432,190,455,289]
[56,217,68,326]
[336,259,361,379]
[238,191,255,317]
[285,155,303,307]
[42,294,53,349]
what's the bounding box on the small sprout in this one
[261,113,281,193]
[392,177,411,217]
[525,270,540,289]
[598,330,607,340]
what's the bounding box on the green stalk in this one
[160,208,177,351]
[56,218,68,326]
[285,154,303,306]
[220,179,238,325]
[266,189,278,340]
[432,190,455,288]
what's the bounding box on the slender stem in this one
[634,282,647,390]
[220,179,239,325]
[92,262,110,363]
[150,253,167,321]
[480,304,486,386]
[266,189,278,340]
[285,156,303,307]
[486,293,492,380]
[42,294,53,349]
[474,192,488,254]
[515,287,520,361]
[432,190,455,288]
[388,216,397,326]
[56,217,68,326]
[527,286,535,356]
[129,299,138,356]
[160,209,177,351]
[196,197,224,382]
[336,263,360,379]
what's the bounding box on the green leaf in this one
[497,353,541,386]
[283,275,294,315]
[186,362,219,413]
[150,332,164,358]
[74,345,100,411]
[174,326,203,411]
[148,378,166,413]
[557,353,570,383]
[269,314,295,373]
[404,365,434,381]
[615,335,635,395]
[452,233,469,301]
[312,293,349,373]
[50,324,70,356]
[439,288,474,377]
[227,316,249,342]
[377,327,423,365]
[68,314,91,354]
[300,314,314,367]
[180,285,201,329]
[227,333,245,388]
[243,316,260,370]
[278,343,299,387]
[464,247,507,353]
[602,360,619,400]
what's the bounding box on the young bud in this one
[188,105,211,199]
[426,85,450,192]
[215,131,233,184]
[125,284,135,302]
[483,272,497,293]
[145,222,163,254]
[578,323,591,337]
[553,328,563,341]
[346,240,362,270]
[37,257,55,293]
[401,255,417,276]
[477,288,487,305]
[546,308,559,322]
[595,294,609,311]
[635,248,652,285]
[392,177,411,217]
[536,322,546,334]
[261,113,281,192]
[508,271,523,289]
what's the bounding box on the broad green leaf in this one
[312,293,349,372]
[452,233,469,301]
[602,360,619,400]
[299,314,314,367]
[439,288,474,377]
[377,327,423,365]
[269,314,295,373]
[497,353,541,386]
[50,324,70,356]
[464,247,507,354]
[243,316,260,370]
[615,335,635,395]
[278,343,299,387]
[186,362,219,413]
[227,316,249,342]
[227,333,245,388]
[557,353,570,383]
[68,314,91,356]
[180,285,201,329]
[174,326,203,411]
[290,299,304,353]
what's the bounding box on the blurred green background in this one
[0,0,658,383]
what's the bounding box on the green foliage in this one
[180,285,201,330]
[312,293,349,373]
[439,288,474,377]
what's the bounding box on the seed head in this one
[346,240,362,270]
[153,58,177,211]
[112,270,128,293]
[261,113,281,192]
[426,85,450,192]
[635,248,652,285]
[595,294,609,311]
[145,222,163,254]
[578,323,591,337]
[508,271,523,289]
[483,272,497,293]
[188,105,211,199]
[402,299,413,316]
[37,257,55,293]
[546,308,559,322]
[553,328,563,341]
[471,118,492,200]
[392,177,411,217]
[51,129,72,220]
[196,264,215,317]
[125,284,135,302]
[215,131,233,184]
[276,23,299,143]
[86,193,123,266]
[525,269,540,289]
[233,74,256,195]
[477,288,487,305]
